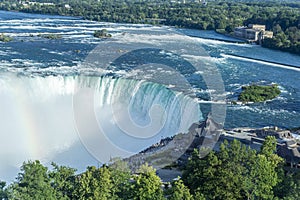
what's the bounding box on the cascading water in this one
[0,73,202,180]
[77,75,202,136]
[2,9,299,182]
[75,75,202,163]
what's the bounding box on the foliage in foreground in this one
[182,136,285,199]
[0,137,300,199]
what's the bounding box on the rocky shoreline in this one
[124,115,222,173]
[124,116,300,182]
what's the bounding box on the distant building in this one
[173,0,207,4]
[234,24,273,44]
[64,4,71,9]
[20,1,55,7]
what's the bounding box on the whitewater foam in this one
[222,53,300,72]
[0,73,202,180]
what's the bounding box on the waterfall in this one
[74,75,203,162]
[0,73,202,180]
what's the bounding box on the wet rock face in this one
[125,115,222,172]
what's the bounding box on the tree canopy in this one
[1,0,300,54]
[182,136,284,200]
[0,137,299,199]
[238,84,281,103]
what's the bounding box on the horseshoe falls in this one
[1,10,300,181]
[0,74,201,181]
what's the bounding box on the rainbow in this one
[7,75,42,160]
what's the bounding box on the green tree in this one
[192,191,205,200]
[166,178,192,200]
[253,136,284,199]
[0,181,8,200]
[273,24,283,35]
[280,172,300,199]
[109,158,131,199]
[261,136,278,156]
[74,165,115,200]
[182,139,283,200]
[9,160,57,200]
[49,162,76,200]
[181,149,207,193]
[130,163,165,200]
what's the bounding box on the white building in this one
[234,24,273,44]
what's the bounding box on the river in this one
[0,10,299,181]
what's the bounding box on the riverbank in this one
[1,0,300,55]
[125,116,300,177]
[180,29,247,44]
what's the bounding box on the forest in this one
[0,137,300,199]
[0,0,300,54]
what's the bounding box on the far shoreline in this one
[0,10,298,55]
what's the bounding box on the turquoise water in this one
[0,10,299,181]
